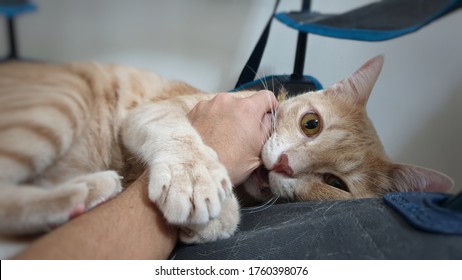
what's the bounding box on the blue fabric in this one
[0,1,36,18]
[275,0,462,42]
[384,192,462,235]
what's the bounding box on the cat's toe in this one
[203,146,233,199]
[179,196,239,244]
[69,203,86,219]
[179,218,236,244]
[81,170,123,210]
[148,158,233,227]
[186,168,223,224]
[159,182,193,224]
[151,165,206,225]
[210,165,233,201]
[148,163,172,202]
[188,190,221,225]
[156,167,222,225]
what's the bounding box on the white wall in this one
[1,0,461,192]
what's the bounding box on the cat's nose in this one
[271,154,293,177]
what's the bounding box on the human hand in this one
[187,90,278,185]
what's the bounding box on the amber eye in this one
[323,173,349,192]
[300,113,321,137]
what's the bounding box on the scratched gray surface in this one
[171,198,462,259]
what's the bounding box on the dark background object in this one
[0,0,37,60]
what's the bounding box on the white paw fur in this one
[148,144,233,226]
[179,195,240,243]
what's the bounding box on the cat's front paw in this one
[148,148,232,226]
[179,195,240,244]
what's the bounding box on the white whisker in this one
[242,195,279,213]
[242,66,268,91]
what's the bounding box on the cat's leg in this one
[123,101,238,235]
[179,195,240,243]
[0,170,122,235]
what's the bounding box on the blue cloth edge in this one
[384,192,462,235]
[231,74,323,93]
[0,2,37,18]
[275,0,462,42]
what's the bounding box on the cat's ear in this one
[388,163,454,193]
[328,55,384,106]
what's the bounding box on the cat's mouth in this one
[254,165,271,195]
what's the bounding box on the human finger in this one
[260,112,273,142]
[247,90,278,116]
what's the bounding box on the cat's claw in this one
[149,154,232,226]
[178,195,240,243]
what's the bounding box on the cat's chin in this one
[254,166,271,191]
[240,166,273,202]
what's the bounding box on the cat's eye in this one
[323,173,349,192]
[300,113,321,137]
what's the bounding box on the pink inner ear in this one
[390,164,454,193]
[417,171,454,193]
[328,55,384,106]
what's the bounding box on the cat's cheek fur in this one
[296,181,352,201]
[261,135,286,170]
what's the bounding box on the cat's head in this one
[242,56,453,202]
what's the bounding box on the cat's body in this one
[0,56,453,244]
[0,61,240,243]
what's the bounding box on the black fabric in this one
[172,198,462,259]
[231,74,322,98]
[235,0,280,88]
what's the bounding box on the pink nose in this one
[271,154,293,177]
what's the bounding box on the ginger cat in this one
[243,56,453,204]
[0,56,453,244]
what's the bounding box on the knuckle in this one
[213,92,233,103]
[195,100,207,108]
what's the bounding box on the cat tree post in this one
[0,0,37,61]
[292,0,311,79]
[6,16,17,59]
